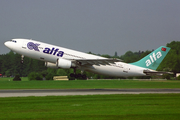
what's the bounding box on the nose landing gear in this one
[21,55,24,64]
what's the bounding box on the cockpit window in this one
[10,40,17,43]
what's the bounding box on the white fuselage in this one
[4,39,147,77]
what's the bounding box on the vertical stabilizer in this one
[130,46,170,70]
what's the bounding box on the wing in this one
[72,58,122,66]
[143,70,173,75]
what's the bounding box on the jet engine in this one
[56,58,72,69]
[45,59,75,69]
[45,62,58,69]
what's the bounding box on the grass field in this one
[0,94,180,120]
[0,77,29,81]
[1,78,180,119]
[0,78,180,89]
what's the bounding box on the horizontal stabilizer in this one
[143,70,173,76]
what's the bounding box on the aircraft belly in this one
[83,65,145,77]
[83,65,125,77]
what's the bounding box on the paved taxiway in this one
[0,89,180,97]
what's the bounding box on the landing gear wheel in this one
[69,68,87,80]
[82,74,87,80]
[69,73,87,80]
[69,73,75,80]
[70,73,74,77]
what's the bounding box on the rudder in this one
[130,46,170,70]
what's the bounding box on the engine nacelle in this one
[45,59,75,69]
[56,58,72,69]
[45,62,58,69]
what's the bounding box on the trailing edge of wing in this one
[75,58,122,66]
[143,70,173,76]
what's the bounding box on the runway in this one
[0,89,180,97]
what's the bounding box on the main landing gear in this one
[69,68,87,80]
[70,73,87,80]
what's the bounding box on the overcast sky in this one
[0,0,180,56]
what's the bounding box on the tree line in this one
[0,41,179,80]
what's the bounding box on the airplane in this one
[4,38,172,79]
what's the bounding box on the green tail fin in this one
[130,46,170,70]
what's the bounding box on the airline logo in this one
[27,42,40,51]
[27,42,64,57]
[145,51,162,67]
[43,48,64,57]
[145,47,167,67]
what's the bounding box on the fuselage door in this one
[22,41,27,49]
[123,64,129,73]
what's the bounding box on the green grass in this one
[0,94,180,120]
[1,78,180,120]
[0,77,28,81]
[0,79,180,89]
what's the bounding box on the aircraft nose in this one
[4,41,9,47]
[4,41,12,49]
[4,41,8,47]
